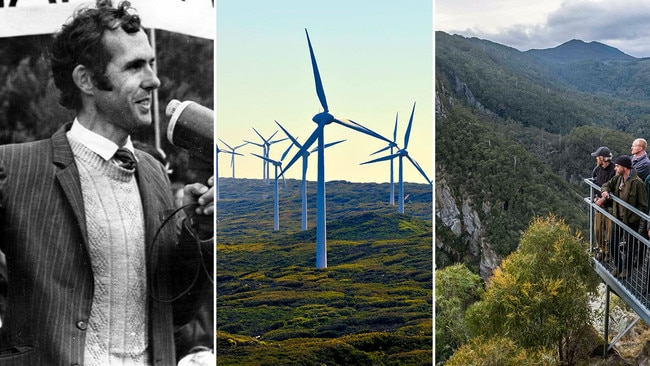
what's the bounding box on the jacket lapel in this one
[52,123,88,245]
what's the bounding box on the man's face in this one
[632,140,644,155]
[93,28,160,135]
[615,164,626,176]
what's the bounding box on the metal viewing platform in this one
[584,178,650,355]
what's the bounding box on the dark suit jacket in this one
[0,124,212,365]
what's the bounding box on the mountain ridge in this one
[526,38,636,63]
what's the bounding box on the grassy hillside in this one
[216,178,433,365]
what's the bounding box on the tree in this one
[435,263,482,363]
[445,335,558,366]
[465,214,599,365]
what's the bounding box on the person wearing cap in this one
[591,146,616,260]
[601,155,648,279]
[631,138,650,181]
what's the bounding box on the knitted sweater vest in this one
[68,136,149,365]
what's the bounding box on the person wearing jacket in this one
[601,155,648,279]
[0,1,213,364]
[591,146,616,261]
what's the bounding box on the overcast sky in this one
[436,0,650,58]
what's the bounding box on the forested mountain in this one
[526,39,635,63]
[435,31,650,277]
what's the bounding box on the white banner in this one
[0,0,214,39]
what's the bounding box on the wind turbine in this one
[215,144,222,200]
[218,139,248,178]
[251,142,293,231]
[361,102,432,213]
[243,139,266,181]
[369,112,399,206]
[246,128,288,184]
[282,29,393,269]
[276,120,345,231]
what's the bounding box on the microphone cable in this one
[148,203,214,303]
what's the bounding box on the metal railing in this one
[584,178,650,353]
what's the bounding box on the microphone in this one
[166,99,214,183]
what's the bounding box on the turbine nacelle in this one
[313,111,335,125]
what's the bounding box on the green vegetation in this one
[434,264,482,363]
[435,31,650,365]
[217,179,432,365]
[464,215,599,365]
[445,336,558,366]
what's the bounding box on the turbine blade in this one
[251,153,279,165]
[270,137,289,145]
[311,139,345,153]
[275,120,304,149]
[361,153,400,165]
[268,130,279,141]
[323,139,345,149]
[393,112,399,142]
[217,138,234,151]
[234,141,249,150]
[406,154,431,184]
[280,141,294,161]
[252,127,266,142]
[283,127,319,174]
[243,140,264,147]
[370,144,392,156]
[305,29,329,113]
[334,117,392,144]
[404,102,416,149]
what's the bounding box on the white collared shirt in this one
[68,118,136,162]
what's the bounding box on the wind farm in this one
[217,27,431,261]
[216,1,432,363]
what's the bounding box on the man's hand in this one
[183,176,214,216]
[182,176,214,240]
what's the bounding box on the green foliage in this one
[445,336,558,366]
[436,31,650,135]
[217,331,432,366]
[464,215,599,364]
[434,264,483,362]
[435,94,587,257]
[217,180,432,364]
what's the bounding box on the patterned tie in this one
[114,147,136,170]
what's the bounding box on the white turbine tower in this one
[218,139,248,178]
[215,144,222,201]
[369,112,399,206]
[361,102,431,213]
[251,143,293,231]
[276,120,345,231]
[282,29,392,269]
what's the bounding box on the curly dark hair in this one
[51,0,142,111]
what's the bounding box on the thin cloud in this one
[437,0,650,57]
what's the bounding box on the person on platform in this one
[631,138,650,181]
[601,156,648,280]
[591,146,616,261]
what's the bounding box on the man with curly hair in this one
[0,1,213,364]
